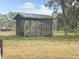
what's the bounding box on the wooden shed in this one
[14,13,53,37]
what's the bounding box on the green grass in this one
[1,35,79,41]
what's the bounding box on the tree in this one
[56,13,64,31]
[45,0,79,38]
[63,0,79,36]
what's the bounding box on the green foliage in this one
[0,13,16,30]
[46,0,79,34]
[56,14,64,31]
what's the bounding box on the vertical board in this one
[41,19,52,36]
[20,20,25,36]
[16,20,25,36]
[24,20,31,36]
[16,20,21,36]
[24,19,42,36]
[17,19,52,37]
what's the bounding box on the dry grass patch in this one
[0,31,16,36]
[3,39,79,59]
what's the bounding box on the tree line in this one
[0,13,16,31]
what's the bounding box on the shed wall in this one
[16,20,25,36]
[16,19,52,37]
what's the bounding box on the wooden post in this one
[51,19,53,36]
[0,39,3,58]
[24,20,26,37]
[29,20,31,36]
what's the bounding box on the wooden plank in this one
[16,19,52,37]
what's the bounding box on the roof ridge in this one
[17,12,52,16]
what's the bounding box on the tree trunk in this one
[61,0,67,38]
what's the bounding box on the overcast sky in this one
[0,0,62,15]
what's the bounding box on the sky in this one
[0,0,62,15]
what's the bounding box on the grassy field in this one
[0,31,79,59]
[2,36,79,59]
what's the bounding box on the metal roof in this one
[14,13,52,20]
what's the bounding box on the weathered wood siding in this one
[16,18,52,37]
[24,19,42,36]
[16,20,25,36]
[22,19,52,37]
[41,19,52,36]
